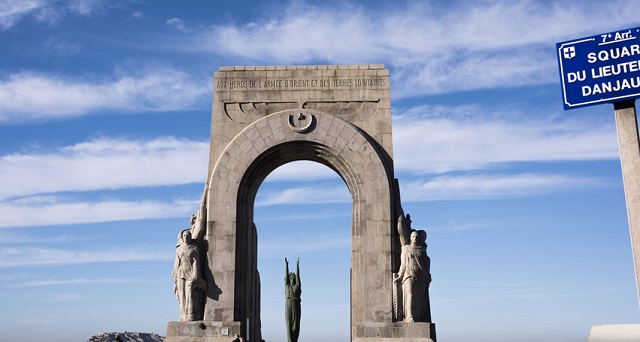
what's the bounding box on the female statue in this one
[173,229,205,321]
[284,257,301,342]
[394,214,432,322]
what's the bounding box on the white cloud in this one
[0,246,171,267]
[256,185,350,207]
[264,161,339,182]
[400,173,605,202]
[0,0,51,30]
[0,232,91,244]
[0,196,198,228]
[187,0,640,95]
[0,137,209,200]
[259,233,350,258]
[0,0,115,30]
[40,37,83,57]
[69,0,106,16]
[393,105,618,174]
[17,277,150,286]
[0,67,210,122]
[166,17,188,32]
[258,209,349,222]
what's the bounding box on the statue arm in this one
[397,214,409,246]
[191,206,206,240]
[284,258,290,285]
[296,257,300,285]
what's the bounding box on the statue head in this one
[410,230,419,245]
[179,229,193,245]
[410,229,427,247]
[289,272,297,284]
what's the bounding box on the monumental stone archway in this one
[167,65,435,342]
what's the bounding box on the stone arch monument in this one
[166,65,436,342]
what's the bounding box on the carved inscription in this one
[215,77,388,91]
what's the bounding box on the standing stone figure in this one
[173,228,206,321]
[284,257,301,342]
[394,214,432,322]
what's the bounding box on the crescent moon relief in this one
[288,112,315,133]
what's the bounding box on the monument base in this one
[165,321,241,342]
[353,322,436,342]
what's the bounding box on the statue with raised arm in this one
[284,257,301,342]
[394,214,432,322]
[173,228,206,321]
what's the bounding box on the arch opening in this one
[255,160,352,341]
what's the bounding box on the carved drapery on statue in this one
[393,213,432,323]
[172,212,207,321]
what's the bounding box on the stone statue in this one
[173,227,206,321]
[394,214,431,322]
[284,257,301,342]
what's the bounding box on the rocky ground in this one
[87,332,165,342]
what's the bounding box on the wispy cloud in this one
[0,0,117,30]
[40,37,83,57]
[16,277,151,287]
[263,161,339,182]
[166,17,188,32]
[257,209,350,222]
[0,246,171,267]
[186,0,640,96]
[259,233,350,258]
[256,185,350,207]
[0,196,198,228]
[393,105,618,173]
[400,173,605,202]
[0,232,93,244]
[0,67,209,123]
[0,137,208,200]
[0,0,52,30]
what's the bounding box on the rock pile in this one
[87,332,165,342]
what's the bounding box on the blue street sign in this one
[557,26,640,110]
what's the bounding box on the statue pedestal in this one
[353,322,436,342]
[165,321,241,342]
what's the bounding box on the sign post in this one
[558,27,640,340]
[613,100,640,304]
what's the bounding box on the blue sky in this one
[0,1,639,341]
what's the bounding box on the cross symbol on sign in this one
[563,46,575,59]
